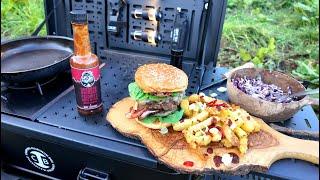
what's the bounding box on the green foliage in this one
[239,49,251,62]
[293,1,319,26]
[239,38,276,69]
[227,0,273,10]
[1,0,46,39]
[292,60,319,87]
[220,0,319,89]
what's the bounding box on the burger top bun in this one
[135,63,188,93]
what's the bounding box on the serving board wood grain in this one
[106,97,319,175]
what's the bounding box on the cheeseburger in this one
[126,63,188,129]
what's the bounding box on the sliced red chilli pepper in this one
[207,100,229,108]
[207,100,217,107]
[214,103,229,108]
[183,161,194,167]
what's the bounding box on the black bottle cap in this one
[70,10,87,24]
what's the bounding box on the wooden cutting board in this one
[106,97,319,175]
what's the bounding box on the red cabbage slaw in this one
[232,76,297,103]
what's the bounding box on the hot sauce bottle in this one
[70,10,103,115]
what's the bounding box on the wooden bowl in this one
[226,68,314,122]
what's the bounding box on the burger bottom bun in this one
[135,118,171,129]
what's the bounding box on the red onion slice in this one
[140,110,159,119]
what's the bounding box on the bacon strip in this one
[126,107,147,119]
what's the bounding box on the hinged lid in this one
[44,0,227,66]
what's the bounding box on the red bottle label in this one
[71,65,102,110]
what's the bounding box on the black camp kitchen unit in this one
[1,0,319,180]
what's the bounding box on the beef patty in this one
[138,100,179,111]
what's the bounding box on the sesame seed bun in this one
[135,63,188,93]
[135,118,171,129]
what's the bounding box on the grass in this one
[1,0,46,39]
[1,0,319,116]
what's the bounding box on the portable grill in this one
[1,0,319,179]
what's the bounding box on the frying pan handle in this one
[32,0,64,36]
[300,96,319,106]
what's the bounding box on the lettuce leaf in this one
[172,92,179,97]
[161,109,184,123]
[128,82,164,101]
[128,82,179,101]
[141,109,184,124]
[142,116,159,124]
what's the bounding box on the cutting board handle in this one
[279,137,319,164]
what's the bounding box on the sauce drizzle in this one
[213,156,222,167]
[229,152,239,164]
[207,147,213,154]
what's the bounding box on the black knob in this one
[70,10,88,24]
[170,50,183,69]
